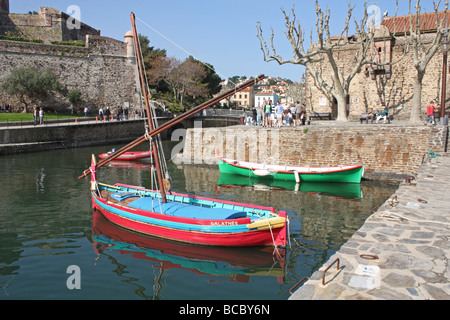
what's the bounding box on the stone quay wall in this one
[178,125,449,177]
[0,120,150,154]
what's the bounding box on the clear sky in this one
[9,0,446,82]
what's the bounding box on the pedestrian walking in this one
[276,101,284,127]
[39,107,44,125]
[294,101,302,126]
[33,106,38,126]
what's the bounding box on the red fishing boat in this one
[90,157,287,247]
[98,149,152,161]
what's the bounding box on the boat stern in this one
[246,211,288,247]
[274,211,288,247]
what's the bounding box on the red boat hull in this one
[92,194,287,247]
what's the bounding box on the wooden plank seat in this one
[360,113,374,124]
[309,112,332,120]
[360,113,394,124]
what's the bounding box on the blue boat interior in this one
[110,191,249,220]
[128,197,248,220]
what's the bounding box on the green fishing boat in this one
[217,152,364,184]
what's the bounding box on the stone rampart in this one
[178,125,449,176]
[1,6,101,43]
[0,36,138,112]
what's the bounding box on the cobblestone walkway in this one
[290,152,450,300]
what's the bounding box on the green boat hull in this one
[218,158,363,184]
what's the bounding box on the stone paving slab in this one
[290,152,450,300]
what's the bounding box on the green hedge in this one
[0,36,44,43]
[50,40,86,47]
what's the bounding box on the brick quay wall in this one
[178,124,449,178]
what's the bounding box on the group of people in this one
[33,106,44,125]
[367,100,441,125]
[98,106,130,121]
[245,100,308,127]
[0,103,11,113]
[364,106,389,124]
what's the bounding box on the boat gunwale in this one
[94,194,252,227]
[94,198,252,233]
[94,186,286,228]
[113,182,278,213]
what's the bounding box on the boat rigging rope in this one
[253,209,290,254]
[265,217,281,257]
[135,31,170,193]
[135,17,237,87]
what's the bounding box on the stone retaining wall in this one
[0,120,149,154]
[178,125,449,176]
[1,120,145,144]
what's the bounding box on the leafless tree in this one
[257,0,378,121]
[406,0,448,122]
[286,81,306,104]
[167,59,208,105]
[147,55,179,87]
[147,56,208,105]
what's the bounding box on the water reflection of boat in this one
[299,181,362,199]
[217,173,362,199]
[91,210,286,283]
[106,160,152,170]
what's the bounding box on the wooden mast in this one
[78,74,265,179]
[130,12,167,203]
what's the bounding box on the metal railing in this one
[191,108,246,118]
[322,258,341,286]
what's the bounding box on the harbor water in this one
[0,141,397,300]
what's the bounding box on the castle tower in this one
[124,30,135,58]
[0,0,9,14]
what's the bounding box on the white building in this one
[255,92,279,108]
